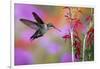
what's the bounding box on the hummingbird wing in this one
[32,12,44,24]
[20,19,39,30]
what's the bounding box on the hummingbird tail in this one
[30,35,38,41]
[30,33,43,41]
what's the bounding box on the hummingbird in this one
[20,12,61,40]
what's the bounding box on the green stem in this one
[69,8,74,62]
[82,34,87,61]
[71,31,74,62]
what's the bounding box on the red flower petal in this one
[86,27,94,48]
[86,15,92,22]
[62,35,71,39]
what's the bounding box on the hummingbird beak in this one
[53,26,61,32]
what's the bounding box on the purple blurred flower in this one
[15,48,34,65]
[15,3,44,21]
[60,53,72,62]
[21,29,34,41]
[39,37,61,54]
[47,43,61,54]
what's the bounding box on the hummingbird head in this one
[47,23,61,32]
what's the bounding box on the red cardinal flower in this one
[73,38,81,59]
[74,19,83,30]
[73,31,82,60]
[62,34,71,39]
[86,27,94,48]
[62,34,71,42]
[86,15,92,22]
[87,27,94,34]
[75,46,81,59]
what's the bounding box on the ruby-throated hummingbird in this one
[20,12,61,40]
